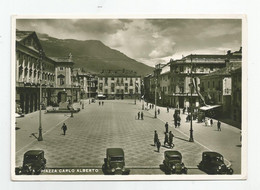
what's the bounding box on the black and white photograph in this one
[11,16,246,180]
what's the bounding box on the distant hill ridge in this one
[37,33,153,77]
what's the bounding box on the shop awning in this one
[199,105,221,111]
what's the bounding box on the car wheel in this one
[228,168,234,175]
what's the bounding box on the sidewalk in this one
[143,102,241,173]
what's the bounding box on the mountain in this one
[37,33,154,77]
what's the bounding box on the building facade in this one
[231,67,242,125]
[97,70,141,99]
[169,54,228,108]
[16,30,80,114]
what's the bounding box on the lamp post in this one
[134,81,137,105]
[88,78,91,104]
[38,50,43,141]
[189,55,194,142]
[154,78,157,118]
[71,75,74,117]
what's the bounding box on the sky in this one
[16,19,242,67]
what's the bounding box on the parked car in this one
[162,151,188,174]
[102,148,130,175]
[198,151,233,174]
[15,150,46,175]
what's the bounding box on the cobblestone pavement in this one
[144,102,242,174]
[15,100,240,175]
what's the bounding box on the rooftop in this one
[16,30,34,41]
[98,69,140,77]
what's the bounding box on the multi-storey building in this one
[169,54,229,108]
[199,48,242,120]
[231,67,242,126]
[97,70,141,99]
[73,68,98,99]
[15,30,80,114]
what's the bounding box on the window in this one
[60,67,64,71]
[99,83,103,91]
[200,67,204,72]
[105,78,108,85]
[210,66,213,71]
[60,78,64,85]
[111,83,115,92]
[129,89,133,94]
[111,77,114,80]
[208,81,210,88]
[213,81,215,88]
[180,66,184,72]
[99,77,103,80]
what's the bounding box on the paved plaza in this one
[15,99,241,175]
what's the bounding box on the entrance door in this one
[58,92,67,103]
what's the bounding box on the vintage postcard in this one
[11,15,247,180]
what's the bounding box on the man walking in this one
[169,131,174,148]
[102,101,104,106]
[158,108,160,115]
[210,119,213,127]
[165,122,169,133]
[99,101,101,106]
[154,130,158,146]
[141,112,144,120]
[167,106,169,113]
[61,123,67,135]
[157,139,161,153]
[164,132,168,146]
[217,120,221,131]
[137,112,140,120]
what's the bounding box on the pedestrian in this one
[99,101,101,106]
[165,122,169,133]
[210,119,213,127]
[61,123,67,135]
[137,112,140,120]
[150,104,152,109]
[141,112,144,120]
[154,130,158,146]
[152,104,154,109]
[207,118,211,126]
[217,120,221,131]
[167,106,169,113]
[205,118,208,126]
[169,131,174,148]
[158,108,160,115]
[177,114,181,127]
[164,132,168,146]
[157,139,161,152]
[102,101,104,106]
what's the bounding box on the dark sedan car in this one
[162,151,188,174]
[15,150,46,175]
[102,148,130,175]
[198,151,233,174]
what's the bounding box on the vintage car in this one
[15,150,46,175]
[102,148,130,175]
[198,151,233,174]
[162,151,188,174]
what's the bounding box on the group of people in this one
[173,113,181,128]
[137,111,144,120]
[205,118,222,131]
[154,122,175,153]
[98,101,104,106]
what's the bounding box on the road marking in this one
[146,110,232,167]
[16,117,70,154]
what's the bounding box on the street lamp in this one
[189,55,194,142]
[71,75,74,117]
[154,78,157,118]
[134,81,137,105]
[38,50,43,141]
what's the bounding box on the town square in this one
[13,18,243,177]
